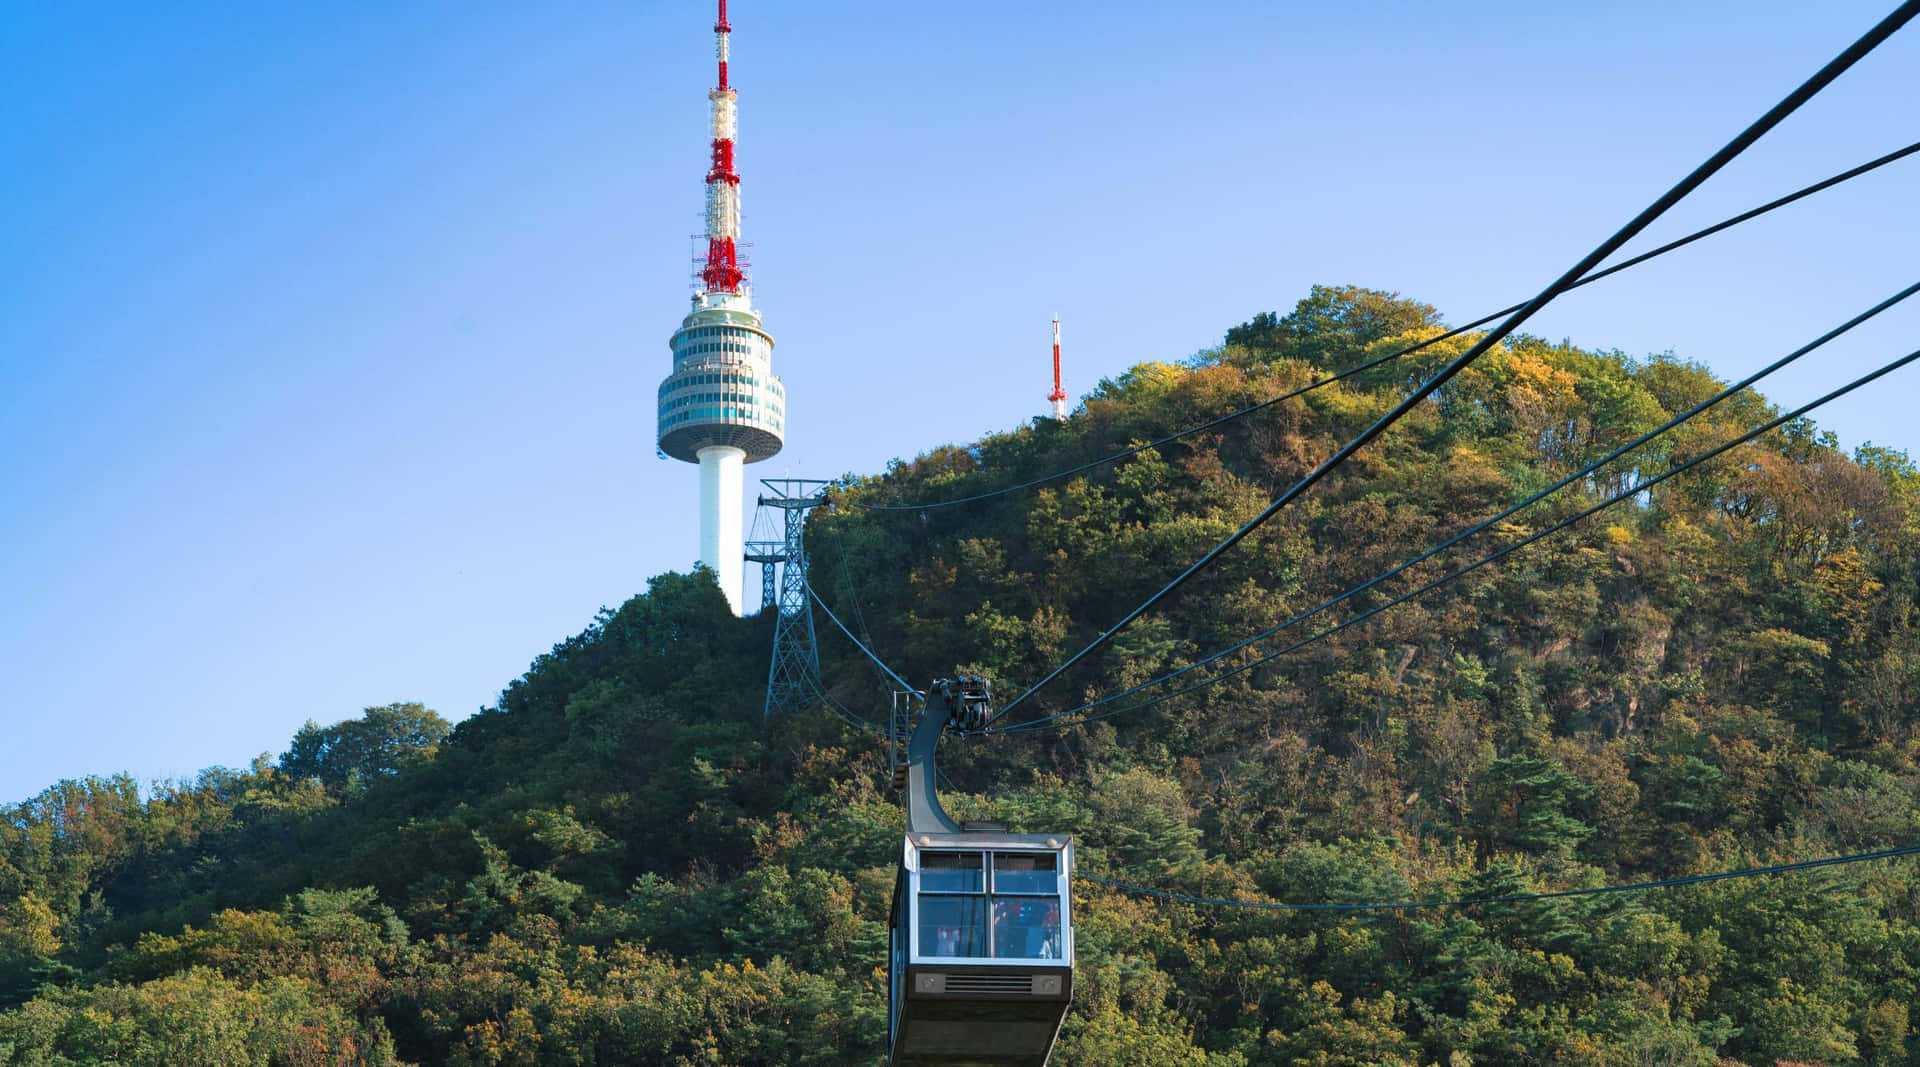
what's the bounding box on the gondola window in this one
[917,850,1062,959]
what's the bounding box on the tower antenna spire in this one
[1048,317,1067,418]
[701,0,743,293]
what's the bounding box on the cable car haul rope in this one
[1085,845,1920,914]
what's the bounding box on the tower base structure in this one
[699,445,746,613]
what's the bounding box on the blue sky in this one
[2,1,1916,802]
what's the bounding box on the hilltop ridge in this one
[5,286,1920,1064]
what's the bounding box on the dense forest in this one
[5,286,1920,1065]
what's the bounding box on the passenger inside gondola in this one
[991,898,1061,958]
[991,853,1061,959]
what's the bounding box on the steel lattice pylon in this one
[757,479,830,718]
[743,540,783,614]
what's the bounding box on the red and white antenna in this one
[700,0,744,294]
[1047,317,1067,418]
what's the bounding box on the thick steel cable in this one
[843,139,1920,515]
[987,281,1920,734]
[1086,844,1920,913]
[806,579,922,697]
[985,8,1919,727]
[994,347,1920,733]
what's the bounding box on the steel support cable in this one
[802,671,891,736]
[994,347,1920,734]
[780,576,897,736]
[747,501,775,543]
[831,527,878,649]
[983,7,1919,729]
[809,675,878,733]
[1084,844,1920,913]
[987,281,1920,734]
[817,537,906,737]
[843,139,1920,516]
[805,579,923,698]
[790,591,904,738]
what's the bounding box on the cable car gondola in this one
[888,677,1074,1067]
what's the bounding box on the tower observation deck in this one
[656,0,785,615]
[657,294,784,467]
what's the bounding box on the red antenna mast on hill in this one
[1048,317,1067,418]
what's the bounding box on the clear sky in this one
[2,1,1916,803]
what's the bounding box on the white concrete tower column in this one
[698,444,746,613]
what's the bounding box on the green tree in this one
[280,703,451,793]
[1225,285,1440,369]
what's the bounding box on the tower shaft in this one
[699,446,746,613]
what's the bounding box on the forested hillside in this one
[5,287,1920,1065]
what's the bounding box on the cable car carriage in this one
[888,677,1075,1067]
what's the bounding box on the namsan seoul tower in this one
[656,0,785,615]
